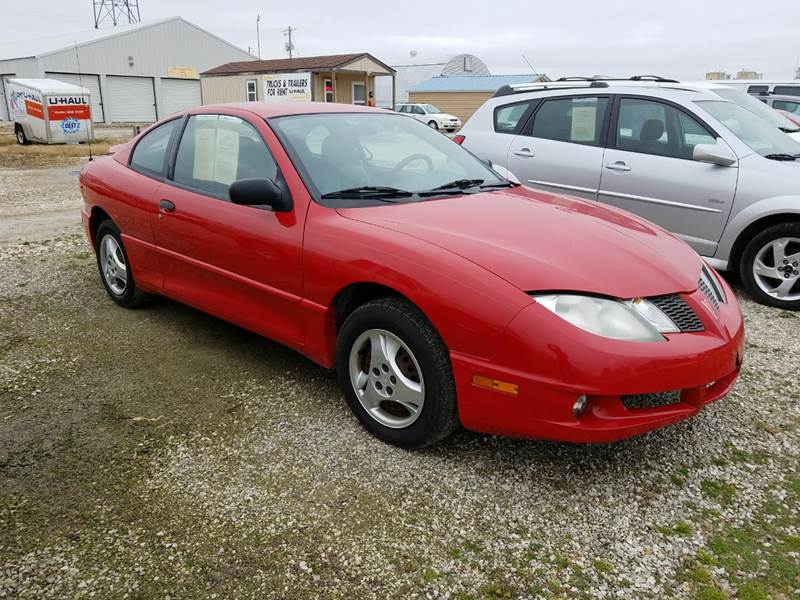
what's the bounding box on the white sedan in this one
[395,103,461,131]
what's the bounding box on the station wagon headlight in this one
[532,294,679,342]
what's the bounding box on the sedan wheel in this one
[427,120,438,130]
[336,297,458,448]
[100,233,128,296]
[348,328,425,428]
[741,222,800,309]
[94,220,149,308]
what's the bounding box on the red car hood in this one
[337,187,702,299]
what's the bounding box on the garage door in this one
[0,74,15,121]
[161,78,201,116]
[45,72,104,122]
[106,76,156,122]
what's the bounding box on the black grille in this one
[622,390,681,410]
[649,294,704,333]
[698,278,720,309]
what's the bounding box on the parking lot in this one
[0,139,798,599]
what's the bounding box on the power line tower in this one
[93,0,142,29]
[283,26,296,59]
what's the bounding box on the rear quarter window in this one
[493,101,533,134]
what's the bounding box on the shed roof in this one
[202,53,395,76]
[0,17,251,62]
[408,74,539,93]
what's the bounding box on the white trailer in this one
[7,78,94,145]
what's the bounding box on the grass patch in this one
[0,134,120,168]
[700,479,737,506]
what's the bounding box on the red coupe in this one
[80,102,744,448]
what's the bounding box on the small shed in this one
[407,74,544,123]
[200,53,396,106]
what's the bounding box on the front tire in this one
[336,297,458,449]
[95,220,148,308]
[427,120,438,130]
[740,222,800,309]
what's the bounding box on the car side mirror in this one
[229,177,292,211]
[693,142,737,167]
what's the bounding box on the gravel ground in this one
[0,168,798,599]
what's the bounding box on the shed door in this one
[45,72,104,122]
[160,79,201,116]
[0,74,15,121]
[107,76,156,122]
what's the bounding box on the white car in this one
[395,103,461,131]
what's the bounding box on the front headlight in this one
[533,294,679,342]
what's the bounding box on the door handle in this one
[159,199,176,212]
[513,148,535,158]
[605,161,631,172]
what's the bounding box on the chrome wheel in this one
[99,234,128,296]
[348,328,425,429]
[16,129,25,144]
[752,237,800,301]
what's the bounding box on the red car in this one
[80,102,744,448]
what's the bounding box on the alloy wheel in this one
[752,236,800,301]
[99,234,128,296]
[348,328,425,429]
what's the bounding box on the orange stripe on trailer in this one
[24,99,44,119]
[48,104,91,120]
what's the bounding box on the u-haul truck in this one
[8,78,94,145]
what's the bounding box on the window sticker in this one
[192,125,241,185]
[571,106,597,142]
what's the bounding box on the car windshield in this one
[270,112,504,202]
[697,100,800,158]
[421,104,442,114]
[712,86,800,132]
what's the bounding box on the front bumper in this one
[451,283,745,443]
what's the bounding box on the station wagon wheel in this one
[336,297,458,448]
[94,220,149,308]
[741,222,800,310]
[427,120,438,130]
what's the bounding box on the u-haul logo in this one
[10,90,42,111]
[48,96,89,106]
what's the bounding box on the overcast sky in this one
[3,0,799,80]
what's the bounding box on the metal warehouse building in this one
[0,17,253,123]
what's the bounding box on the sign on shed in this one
[263,72,312,102]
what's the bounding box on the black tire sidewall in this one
[740,222,800,310]
[95,220,142,308]
[427,120,438,130]
[336,299,457,449]
[15,127,27,145]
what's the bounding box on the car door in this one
[151,111,307,347]
[410,105,427,124]
[597,96,737,256]
[506,95,610,200]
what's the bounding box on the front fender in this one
[715,195,800,265]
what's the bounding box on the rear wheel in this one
[740,222,800,310]
[95,220,149,308]
[336,297,458,448]
[15,125,28,145]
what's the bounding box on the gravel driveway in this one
[0,165,798,599]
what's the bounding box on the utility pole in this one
[283,26,296,59]
[256,14,262,59]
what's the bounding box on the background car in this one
[757,93,800,121]
[458,79,800,310]
[395,102,462,131]
[79,102,743,448]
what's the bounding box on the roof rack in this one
[493,80,609,97]
[555,75,680,83]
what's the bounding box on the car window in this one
[130,119,179,176]
[494,102,532,134]
[172,114,278,200]
[396,105,408,113]
[530,97,609,146]
[774,100,800,115]
[412,106,425,115]
[616,98,712,160]
[271,112,502,200]
[773,86,800,97]
[747,85,769,95]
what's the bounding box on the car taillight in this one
[453,134,465,145]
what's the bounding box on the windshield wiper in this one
[764,153,799,161]
[779,126,800,134]
[320,186,414,201]
[480,181,519,189]
[429,178,484,191]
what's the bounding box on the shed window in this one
[246,79,257,102]
[324,79,334,103]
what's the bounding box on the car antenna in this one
[521,54,542,81]
[74,42,94,162]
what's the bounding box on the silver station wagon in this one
[459,78,800,309]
